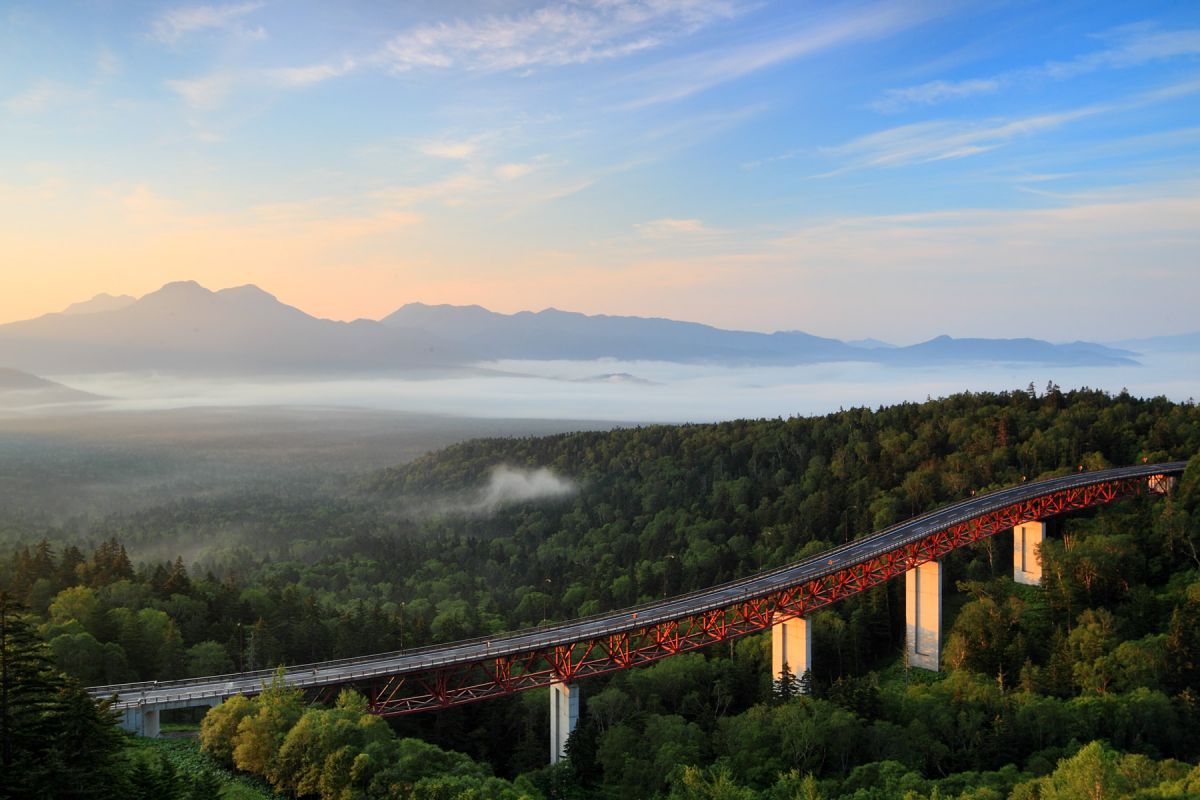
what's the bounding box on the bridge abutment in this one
[550,681,579,764]
[770,614,811,692]
[905,560,941,671]
[1013,521,1045,586]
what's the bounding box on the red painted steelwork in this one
[349,474,1149,716]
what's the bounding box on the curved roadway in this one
[90,461,1188,711]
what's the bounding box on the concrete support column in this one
[120,705,161,738]
[905,560,942,672]
[1013,521,1045,586]
[549,681,579,764]
[771,614,811,692]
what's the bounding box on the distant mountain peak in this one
[218,284,277,300]
[157,279,208,294]
[61,292,137,316]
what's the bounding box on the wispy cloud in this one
[623,1,943,108]
[1046,25,1200,78]
[752,185,1200,339]
[823,108,1101,173]
[420,138,483,160]
[379,0,742,74]
[264,59,356,88]
[166,73,236,111]
[826,78,1200,174]
[871,78,1001,113]
[495,162,538,180]
[635,218,710,237]
[167,58,355,110]
[874,24,1200,112]
[4,80,79,115]
[149,2,265,45]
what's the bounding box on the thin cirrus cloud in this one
[822,107,1104,173]
[378,0,742,73]
[872,24,1200,112]
[825,77,1200,174]
[149,2,266,44]
[162,1,739,110]
[167,59,355,109]
[622,0,944,108]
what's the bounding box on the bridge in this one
[89,462,1187,760]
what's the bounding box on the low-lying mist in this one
[0,408,605,528]
[468,465,577,514]
[387,465,578,520]
[35,351,1199,424]
[1,353,1195,534]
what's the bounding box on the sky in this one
[2,0,1198,343]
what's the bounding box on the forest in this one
[2,385,1199,798]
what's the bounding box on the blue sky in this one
[2,1,1198,342]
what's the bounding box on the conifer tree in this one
[0,592,126,799]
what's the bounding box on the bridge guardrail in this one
[90,462,1188,706]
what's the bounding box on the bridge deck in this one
[88,461,1188,713]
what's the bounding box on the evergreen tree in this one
[0,593,126,799]
[772,661,799,704]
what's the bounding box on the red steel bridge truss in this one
[329,471,1168,716]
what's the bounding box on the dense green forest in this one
[2,387,1199,798]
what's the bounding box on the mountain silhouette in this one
[0,282,1142,375]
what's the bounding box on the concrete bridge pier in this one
[550,681,579,764]
[117,696,221,738]
[771,614,811,692]
[120,704,161,738]
[1013,521,1045,586]
[905,560,942,671]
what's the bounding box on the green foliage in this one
[2,392,1199,797]
[1010,740,1193,799]
[200,689,532,800]
[0,592,128,799]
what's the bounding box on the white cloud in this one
[824,78,1200,173]
[420,139,481,160]
[150,2,265,44]
[167,59,356,110]
[495,162,537,180]
[1046,25,1200,78]
[635,218,709,237]
[823,107,1101,172]
[380,0,741,74]
[874,24,1200,112]
[622,1,944,108]
[166,73,236,110]
[870,78,1001,113]
[264,59,356,88]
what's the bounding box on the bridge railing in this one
[89,462,1187,704]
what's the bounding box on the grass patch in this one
[129,737,283,800]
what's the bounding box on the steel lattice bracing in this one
[87,462,1189,717]
[359,471,1154,714]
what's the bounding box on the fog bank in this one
[38,351,1200,424]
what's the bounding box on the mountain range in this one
[0,281,1158,376]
